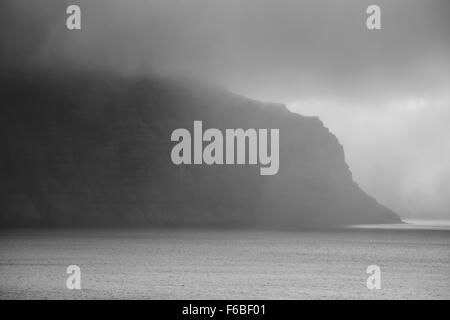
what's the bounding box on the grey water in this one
[0,221,449,299]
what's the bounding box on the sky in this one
[2,0,450,219]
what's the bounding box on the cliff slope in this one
[0,70,401,228]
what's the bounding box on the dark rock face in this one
[0,70,401,228]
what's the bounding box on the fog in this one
[2,0,449,219]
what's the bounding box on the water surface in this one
[1,225,449,299]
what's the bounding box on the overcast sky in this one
[3,0,450,219]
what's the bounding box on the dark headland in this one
[0,69,401,229]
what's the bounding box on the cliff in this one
[0,69,401,228]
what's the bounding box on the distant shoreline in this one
[2,221,450,233]
[349,219,450,231]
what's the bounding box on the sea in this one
[0,220,449,299]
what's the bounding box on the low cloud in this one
[2,0,449,219]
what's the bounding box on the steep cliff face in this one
[0,70,401,228]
